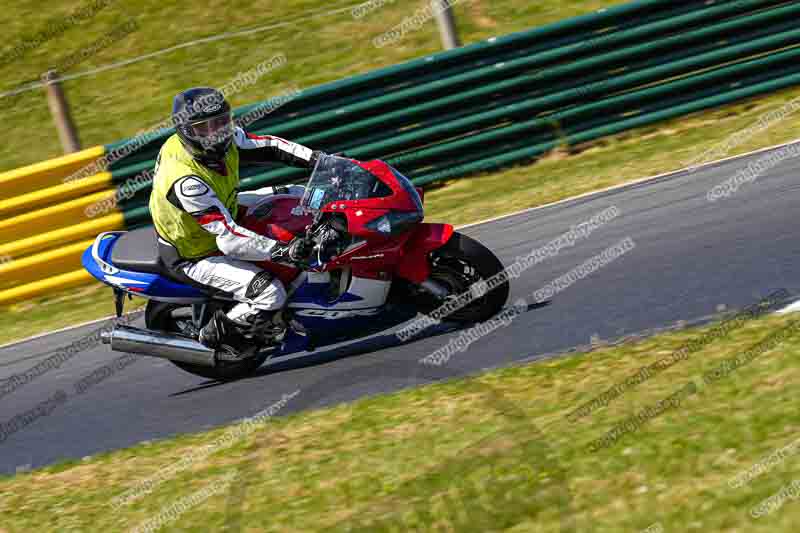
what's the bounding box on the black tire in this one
[421,231,510,324]
[145,301,268,381]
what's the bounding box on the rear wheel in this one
[418,232,509,323]
[145,301,269,381]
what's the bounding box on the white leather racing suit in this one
[166,127,315,324]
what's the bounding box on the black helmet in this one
[172,87,234,162]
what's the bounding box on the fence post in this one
[432,0,461,50]
[42,70,81,154]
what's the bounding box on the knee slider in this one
[245,271,276,299]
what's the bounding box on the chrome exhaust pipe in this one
[102,325,216,367]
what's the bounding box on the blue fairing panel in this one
[288,306,415,348]
[82,234,207,300]
[289,281,364,307]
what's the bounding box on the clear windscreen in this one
[301,154,392,210]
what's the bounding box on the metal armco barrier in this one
[0,0,798,304]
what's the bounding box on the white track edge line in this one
[456,136,800,230]
[0,309,145,351]
[777,300,800,314]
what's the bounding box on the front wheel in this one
[420,232,510,323]
[145,301,269,381]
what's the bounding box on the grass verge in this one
[1,311,799,531]
[0,284,146,347]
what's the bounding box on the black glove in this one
[310,150,327,168]
[273,237,312,264]
[288,237,311,262]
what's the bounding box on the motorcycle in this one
[83,155,509,380]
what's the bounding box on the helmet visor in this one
[185,112,234,148]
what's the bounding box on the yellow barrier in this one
[0,269,94,306]
[0,147,120,304]
[0,171,114,218]
[0,240,94,291]
[0,189,117,245]
[0,212,125,259]
[0,146,105,200]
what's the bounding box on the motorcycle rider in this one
[148,87,322,353]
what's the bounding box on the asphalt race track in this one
[2,143,799,474]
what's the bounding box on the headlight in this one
[366,211,423,235]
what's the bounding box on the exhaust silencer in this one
[102,325,216,367]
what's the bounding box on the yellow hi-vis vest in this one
[149,134,240,259]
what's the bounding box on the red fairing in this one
[239,196,309,285]
[235,158,451,285]
[317,160,421,214]
[239,197,311,243]
[253,260,302,286]
[396,223,454,283]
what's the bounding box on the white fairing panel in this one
[343,276,391,308]
[288,275,391,310]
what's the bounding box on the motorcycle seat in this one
[110,227,168,276]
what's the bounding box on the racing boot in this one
[246,310,288,344]
[199,310,251,356]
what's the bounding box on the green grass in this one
[4,3,800,530]
[0,0,627,171]
[2,311,800,531]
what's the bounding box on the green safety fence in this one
[103,0,800,228]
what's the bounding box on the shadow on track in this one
[169,302,550,397]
